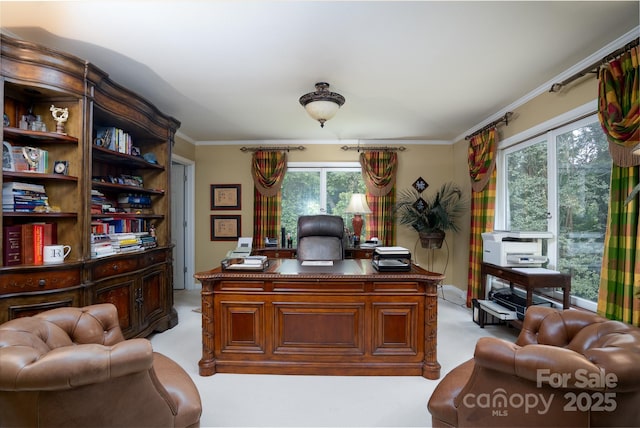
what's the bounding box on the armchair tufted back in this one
[2,304,125,351]
[515,306,640,391]
[0,303,202,427]
[429,305,640,427]
[297,215,345,261]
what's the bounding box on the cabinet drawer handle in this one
[112,264,119,271]
[38,279,46,287]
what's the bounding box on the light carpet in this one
[150,286,518,427]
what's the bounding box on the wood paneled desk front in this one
[194,259,444,379]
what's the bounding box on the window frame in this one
[495,102,603,312]
[286,161,362,214]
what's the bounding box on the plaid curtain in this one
[251,151,287,248]
[596,45,640,326]
[597,165,639,326]
[598,45,639,167]
[359,151,397,246]
[466,128,498,307]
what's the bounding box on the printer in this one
[226,237,253,258]
[481,231,552,267]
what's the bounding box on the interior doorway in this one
[171,155,195,290]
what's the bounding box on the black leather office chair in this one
[296,215,345,261]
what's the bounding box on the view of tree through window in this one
[281,165,365,243]
[503,117,611,305]
[556,123,610,301]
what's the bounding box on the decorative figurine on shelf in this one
[149,224,156,238]
[22,146,40,171]
[50,104,69,134]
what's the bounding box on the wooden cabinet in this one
[1,34,178,338]
[89,247,175,337]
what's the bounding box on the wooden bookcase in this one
[1,34,180,337]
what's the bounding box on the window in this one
[497,113,611,311]
[281,162,366,242]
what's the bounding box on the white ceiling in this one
[1,1,638,143]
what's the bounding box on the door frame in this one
[171,154,196,290]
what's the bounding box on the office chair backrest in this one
[297,215,345,261]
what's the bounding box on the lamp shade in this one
[299,82,345,128]
[345,193,372,214]
[304,100,340,124]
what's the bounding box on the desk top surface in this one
[195,258,443,282]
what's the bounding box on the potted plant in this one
[395,182,467,249]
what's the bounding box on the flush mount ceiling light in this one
[299,82,345,128]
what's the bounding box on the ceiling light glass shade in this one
[299,82,345,128]
[345,193,372,214]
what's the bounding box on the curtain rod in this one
[549,38,639,93]
[465,112,513,140]
[240,145,306,152]
[340,145,407,152]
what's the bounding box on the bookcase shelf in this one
[91,181,165,195]
[92,213,164,220]
[3,212,78,219]
[3,171,79,182]
[92,146,165,170]
[1,33,179,338]
[3,127,79,144]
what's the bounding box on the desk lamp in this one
[345,193,372,247]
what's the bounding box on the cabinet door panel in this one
[140,268,165,327]
[95,279,136,337]
[0,287,83,323]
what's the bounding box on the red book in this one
[42,222,57,246]
[33,223,44,265]
[21,224,34,265]
[3,225,22,266]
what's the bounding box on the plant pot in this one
[419,230,445,249]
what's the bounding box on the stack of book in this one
[108,233,142,253]
[2,182,48,212]
[90,233,116,258]
[118,193,152,213]
[91,189,116,214]
[136,232,157,249]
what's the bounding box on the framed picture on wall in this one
[211,184,241,210]
[211,215,241,241]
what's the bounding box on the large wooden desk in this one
[194,259,444,379]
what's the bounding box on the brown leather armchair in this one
[0,304,202,427]
[296,214,345,261]
[428,306,640,427]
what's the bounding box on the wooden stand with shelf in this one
[1,34,179,338]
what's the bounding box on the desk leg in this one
[480,267,488,300]
[422,281,441,380]
[198,281,217,376]
[563,286,570,309]
[526,288,533,308]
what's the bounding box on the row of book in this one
[3,181,49,212]
[2,222,57,265]
[91,190,152,215]
[91,232,156,259]
[91,217,153,235]
[95,126,134,155]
